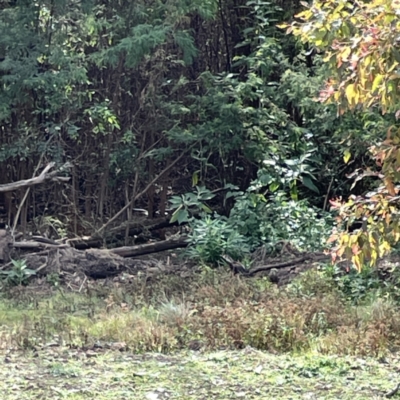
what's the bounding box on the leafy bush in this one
[332,266,383,305]
[287,268,338,299]
[185,215,250,265]
[229,190,334,254]
[169,186,215,224]
[0,259,36,287]
[327,264,400,306]
[171,184,334,264]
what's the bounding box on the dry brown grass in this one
[1,269,400,356]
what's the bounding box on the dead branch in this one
[247,257,307,275]
[67,237,103,250]
[12,241,69,250]
[386,382,400,398]
[109,216,175,237]
[247,253,329,276]
[66,217,176,249]
[0,162,71,193]
[222,253,330,277]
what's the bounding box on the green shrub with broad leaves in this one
[0,259,36,287]
[185,215,250,266]
[229,190,334,254]
[170,184,334,265]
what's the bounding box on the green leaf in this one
[169,205,183,223]
[192,171,199,186]
[269,182,280,192]
[302,175,320,193]
[177,209,190,224]
[200,204,212,213]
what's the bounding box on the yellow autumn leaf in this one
[370,249,378,266]
[345,84,357,105]
[343,149,351,164]
[384,177,396,196]
[371,74,384,93]
[352,255,362,272]
[340,47,351,62]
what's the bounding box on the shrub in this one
[229,190,334,253]
[185,215,250,265]
[0,259,36,287]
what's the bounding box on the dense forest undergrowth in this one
[3,1,400,397]
[0,0,384,252]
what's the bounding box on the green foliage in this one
[185,215,250,265]
[46,273,61,288]
[169,186,215,224]
[229,189,334,253]
[287,269,338,299]
[1,0,396,264]
[290,263,400,306]
[332,266,384,305]
[34,216,68,239]
[283,0,400,268]
[0,259,36,287]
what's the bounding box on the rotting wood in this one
[67,237,103,250]
[6,234,188,260]
[247,253,330,276]
[111,236,188,257]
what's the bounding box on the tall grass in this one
[0,267,400,356]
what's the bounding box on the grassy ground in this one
[1,347,400,399]
[1,265,400,399]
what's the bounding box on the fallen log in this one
[67,237,103,250]
[111,236,188,257]
[5,232,188,262]
[20,246,176,281]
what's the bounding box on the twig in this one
[12,242,69,249]
[35,262,49,274]
[78,275,87,293]
[323,175,334,211]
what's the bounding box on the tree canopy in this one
[284,0,400,269]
